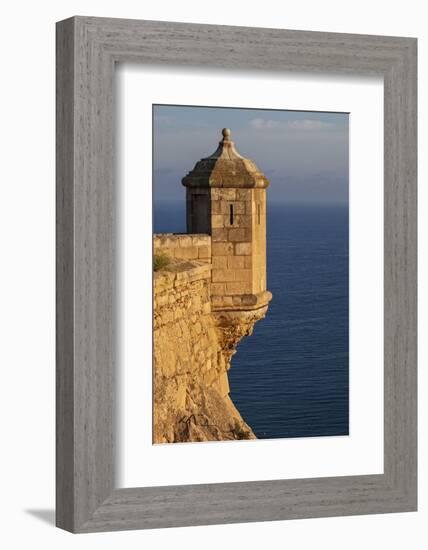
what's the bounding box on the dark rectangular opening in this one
[230,204,234,225]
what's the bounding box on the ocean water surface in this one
[154,201,349,439]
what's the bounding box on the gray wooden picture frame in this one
[56,16,417,533]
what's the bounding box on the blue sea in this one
[154,201,349,439]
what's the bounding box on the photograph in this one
[152,104,349,444]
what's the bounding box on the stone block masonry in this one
[153,233,211,262]
[153,259,256,443]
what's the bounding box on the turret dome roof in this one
[182,128,270,189]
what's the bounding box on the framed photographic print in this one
[151,108,349,445]
[56,16,417,532]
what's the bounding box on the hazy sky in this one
[153,104,349,205]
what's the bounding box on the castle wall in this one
[153,259,256,443]
[153,233,211,262]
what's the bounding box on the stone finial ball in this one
[222,128,231,139]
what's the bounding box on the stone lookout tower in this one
[152,129,273,442]
[182,128,272,320]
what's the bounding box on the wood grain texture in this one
[56,17,76,532]
[56,16,417,532]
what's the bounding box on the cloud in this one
[250,118,281,129]
[287,119,334,131]
[249,117,334,131]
